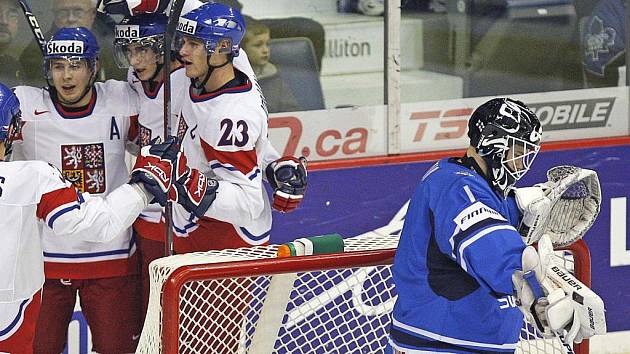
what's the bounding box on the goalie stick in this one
[17,0,46,56]
[162,0,186,256]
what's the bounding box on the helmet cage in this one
[113,34,165,69]
[502,135,540,182]
[478,123,542,197]
[44,56,97,81]
[173,32,234,57]
[1,110,22,157]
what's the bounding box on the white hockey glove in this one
[515,185,552,245]
[513,235,606,343]
[515,166,601,246]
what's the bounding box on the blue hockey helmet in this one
[114,14,168,68]
[44,27,100,80]
[0,83,21,157]
[174,2,245,57]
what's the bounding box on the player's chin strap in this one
[192,55,233,91]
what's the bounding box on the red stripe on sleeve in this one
[201,139,258,175]
[36,187,79,220]
[128,115,139,143]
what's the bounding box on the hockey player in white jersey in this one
[388,98,605,353]
[10,27,145,353]
[113,6,307,321]
[0,82,180,353]
[166,2,310,253]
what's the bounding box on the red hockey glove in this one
[171,168,219,219]
[130,137,181,206]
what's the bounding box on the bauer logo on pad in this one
[115,25,140,39]
[177,18,197,35]
[46,40,84,55]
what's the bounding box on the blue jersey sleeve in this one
[431,176,525,296]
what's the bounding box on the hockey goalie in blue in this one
[388,98,540,353]
[387,97,608,354]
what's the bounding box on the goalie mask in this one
[0,83,21,158]
[468,98,542,198]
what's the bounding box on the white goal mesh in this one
[136,234,589,354]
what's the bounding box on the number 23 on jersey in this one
[218,118,249,147]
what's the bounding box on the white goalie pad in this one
[515,165,601,246]
[513,235,606,345]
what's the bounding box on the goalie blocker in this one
[512,235,606,345]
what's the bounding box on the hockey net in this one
[136,234,590,354]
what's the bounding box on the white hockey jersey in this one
[174,64,275,246]
[131,50,279,245]
[11,82,140,279]
[0,160,145,303]
[128,66,189,239]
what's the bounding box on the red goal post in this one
[136,236,590,354]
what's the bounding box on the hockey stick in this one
[17,0,46,56]
[162,0,185,256]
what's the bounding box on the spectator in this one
[0,0,21,87]
[242,19,300,113]
[19,0,126,86]
[582,0,627,87]
[217,0,326,71]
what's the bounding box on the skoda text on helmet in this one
[174,2,245,58]
[113,14,168,70]
[0,83,22,158]
[44,27,100,105]
[468,98,543,198]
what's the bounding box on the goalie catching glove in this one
[265,156,308,213]
[515,165,601,246]
[512,235,606,344]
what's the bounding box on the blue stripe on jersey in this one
[239,227,270,242]
[47,204,80,228]
[43,235,136,259]
[390,328,511,354]
[456,224,517,272]
[391,319,518,352]
[248,168,261,180]
[173,221,197,234]
[0,298,29,337]
[210,162,238,172]
[450,218,502,257]
[210,162,259,180]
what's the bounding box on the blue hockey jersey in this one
[389,158,526,354]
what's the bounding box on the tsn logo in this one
[409,108,472,143]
